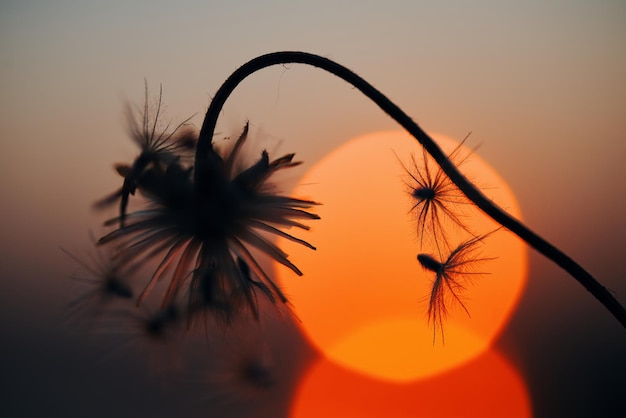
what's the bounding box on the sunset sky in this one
[2,1,625,417]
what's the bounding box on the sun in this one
[290,347,531,418]
[276,130,527,382]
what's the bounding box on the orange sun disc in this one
[276,130,528,382]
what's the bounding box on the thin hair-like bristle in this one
[420,231,497,344]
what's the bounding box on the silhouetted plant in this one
[95,88,319,325]
[189,51,625,329]
[140,304,182,340]
[417,232,495,343]
[198,331,276,409]
[109,304,188,377]
[82,51,625,356]
[398,133,475,258]
[94,82,196,226]
[61,243,134,322]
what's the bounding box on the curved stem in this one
[195,51,626,328]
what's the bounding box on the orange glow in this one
[277,131,528,381]
[290,348,532,418]
[327,318,485,382]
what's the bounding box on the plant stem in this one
[195,51,626,329]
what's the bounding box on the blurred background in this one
[1,1,625,416]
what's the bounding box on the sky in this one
[1,0,626,417]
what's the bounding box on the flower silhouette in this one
[417,232,495,343]
[401,135,475,257]
[69,51,624,385]
[98,115,319,323]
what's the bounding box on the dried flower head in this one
[98,101,319,325]
[401,134,475,257]
[417,232,495,343]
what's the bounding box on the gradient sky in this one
[2,1,626,417]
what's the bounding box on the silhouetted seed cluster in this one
[94,82,197,227]
[82,84,319,332]
[62,242,184,341]
[212,350,275,405]
[142,304,181,340]
[194,328,278,409]
[61,244,135,322]
[403,136,496,343]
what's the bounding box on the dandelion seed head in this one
[61,245,136,323]
[96,94,319,326]
[400,134,475,256]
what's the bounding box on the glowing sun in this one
[276,130,527,382]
